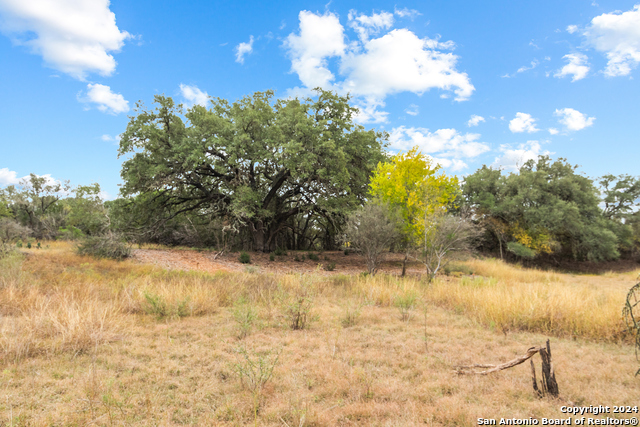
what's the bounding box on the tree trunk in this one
[252,220,266,252]
[401,251,408,277]
[538,339,559,397]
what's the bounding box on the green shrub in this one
[294,255,303,262]
[76,234,131,260]
[274,247,287,256]
[232,296,257,339]
[324,262,336,271]
[307,252,319,261]
[395,290,417,322]
[344,249,350,256]
[239,251,251,264]
[269,252,275,262]
[506,241,536,259]
[57,226,85,241]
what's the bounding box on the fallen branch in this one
[455,340,559,398]
[454,346,544,375]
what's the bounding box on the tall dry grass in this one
[0,246,639,425]
[428,258,633,341]
[1,248,633,365]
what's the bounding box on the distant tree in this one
[599,174,640,253]
[1,176,109,240]
[63,183,108,236]
[117,90,387,251]
[0,218,30,257]
[463,156,620,262]
[599,174,640,220]
[344,201,401,275]
[369,147,459,275]
[418,212,482,282]
[1,174,70,239]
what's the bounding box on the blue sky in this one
[1,0,639,198]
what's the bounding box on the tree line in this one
[1,89,639,268]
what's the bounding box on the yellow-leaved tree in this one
[369,146,460,277]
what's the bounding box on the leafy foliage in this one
[463,156,624,261]
[116,89,387,251]
[369,147,460,275]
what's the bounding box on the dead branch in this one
[454,346,544,375]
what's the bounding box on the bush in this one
[269,252,275,262]
[233,296,257,339]
[57,226,85,241]
[395,290,417,322]
[307,252,319,261]
[239,251,251,264]
[274,247,287,256]
[324,262,336,271]
[0,218,31,257]
[344,202,400,275]
[506,241,536,259]
[76,233,131,260]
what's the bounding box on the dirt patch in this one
[132,248,426,277]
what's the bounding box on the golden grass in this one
[428,258,638,341]
[0,245,638,425]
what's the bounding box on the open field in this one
[0,242,638,426]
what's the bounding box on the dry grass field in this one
[0,242,638,426]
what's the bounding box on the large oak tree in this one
[117,90,387,251]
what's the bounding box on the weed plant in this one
[232,296,257,339]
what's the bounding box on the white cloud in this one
[554,53,590,81]
[405,104,419,116]
[493,141,551,171]
[583,5,640,76]
[394,7,420,19]
[509,112,539,133]
[284,11,346,89]
[548,128,559,135]
[0,0,130,80]
[0,169,64,189]
[554,108,595,131]
[389,126,490,169]
[101,134,120,144]
[567,25,579,34]
[81,83,129,114]
[235,35,254,64]
[179,83,209,107]
[353,97,389,123]
[0,168,21,186]
[284,10,474,123]
[467,114,485,127]
[340,29,473,102]
[517,59,539,73]
[348,10,394,42]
